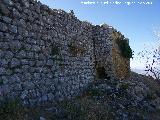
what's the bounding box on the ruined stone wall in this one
[111,32,130,79]
[0,0,95,105]
[0,0,130,105]
[92,24,130,79]
[92,25,114,78]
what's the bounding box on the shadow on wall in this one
[96,66,110,80]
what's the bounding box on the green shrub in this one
[116,38,133,58]
[68,43,86,56]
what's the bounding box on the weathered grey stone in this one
[12,8,21,18]
[47,93,54,101]
[50,84,55,91]
[40,117,46,120]
[14,68,22,73]
[46,73,54,79]
[0,22,8,32]
[4,51,14,59]
[21,0,29,8]
[0,32,3,38]
[39,53,46,60]
[17,50,26,59]
[46,59,54,66]
[27,52,34,59]
[16,19,26,28]
[28,89,37,99]
[55,91,63,101]
[28,14,34,22]
[5,69,12,75]
[24,44,31,51]
[24,73,32,80]
[10,41,22,51]
[17,27,26,36]
[14,83,22,91]
[0,59,9,67]
[51,66,56,72]
[9,74,21,83]
[21,90,28,99]
[2,16,12,23]
[39,40,45,46]
[0,50,4,58]
[14,35,23,40]
[32,45,41,52]
[0,42,9,50]
[36,61,45,67]
[28,67,35,73]
[2,33,14,40]
[34,3,40,14]
[10,58,20,68]
[24,30,29,37]
[29,99,37,106]
[21,59,28,65]
[34,73,41,80]
[9,25,17,33]
[23,82,35,90]
[2,0,13,6]
[40,95,48,102]
[1,85,10,95]
[29,60,35,66]
[21,65,29,72]
[0,67,6,75]
[1,76,9,84]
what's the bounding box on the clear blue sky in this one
[39,0,160,69]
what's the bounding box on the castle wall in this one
[92,24,130,79]
[0,0,95,105]
[0,0,130,105]
[92,25,114,78]
[111,33,130,79]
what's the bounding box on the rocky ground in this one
[1,72,160,120]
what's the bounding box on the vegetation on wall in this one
[51,45,60,56]
[116,38,133,58]
[68,42,86,56]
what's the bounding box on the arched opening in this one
[96,67,110,79]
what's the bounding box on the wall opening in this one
[96,67,110,79]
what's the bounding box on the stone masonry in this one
[0,0,130,105]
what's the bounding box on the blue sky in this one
[39,0,160,69]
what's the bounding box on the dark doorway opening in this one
[96,67,109,79]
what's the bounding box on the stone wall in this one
[92,25,114,78]
[0,0,130,105]
[92,24,130,79]
[111,31,130,79]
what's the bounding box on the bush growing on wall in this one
[68,42,86,56]
[116,38,133,58]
